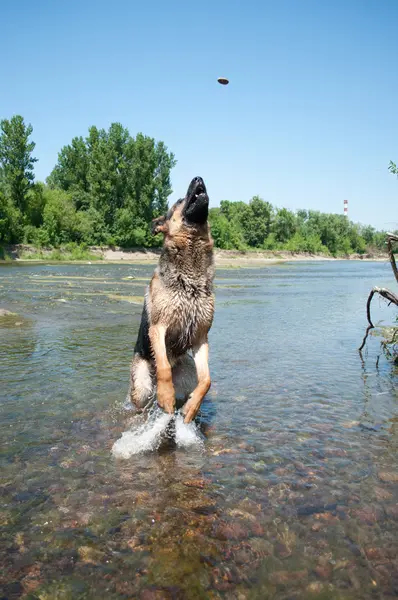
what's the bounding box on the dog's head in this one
[151,177,209,238]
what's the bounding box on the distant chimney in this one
[344,199,348,217]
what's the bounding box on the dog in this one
[129,176,215,423]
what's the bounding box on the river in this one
[0,260,397,599]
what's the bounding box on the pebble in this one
[307,582,324,593]
[211,565,241,591]
[314,512,339,523]
[77,545,105,564]
[275,542,292,559]
[385,505,398,519]
[378,471,398,483]
[365,547,396,562]
[352,506,382,524]
[183,478,210,489]
[215,522,248,541]
[270,569,308,585]
[0,308,16,316]
[20,564,42,593]
[250,521,265,536]
[333,560,351,571]
[249,537,274,557]
[140,588,173,600]
[126,536,142,550]
[227,509,256,522]
[374,487,393,501]
[315,564,332,579]
[342,420,360,429]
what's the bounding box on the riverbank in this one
[0,244,388,266]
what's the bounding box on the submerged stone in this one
[378,471,398,483]
[0,308,17,316]
[270,569,308,585]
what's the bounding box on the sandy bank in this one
[2,245,388,267]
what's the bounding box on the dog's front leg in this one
[182,337,211,423]
[149,324,175,414]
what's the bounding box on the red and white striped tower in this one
[344,199,348,217]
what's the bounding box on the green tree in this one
[209,207,246,250]
[47,123,176,245]
[0,188,22,243]
[25,183,46,227]
[240,196,272,247]
[361,225,376,246]
[0,115,37,212]
[40,188,78,246]
[47,135,90,208]
[273,208,297,243]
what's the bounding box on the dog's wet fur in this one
[129,176,215,423]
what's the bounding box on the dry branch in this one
[359,234,398,352]
[386,233,398,284]
[359,287,398,351]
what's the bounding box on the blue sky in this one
[1,0,397,229]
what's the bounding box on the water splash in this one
[111,407,204,458]
[175,413,204,450]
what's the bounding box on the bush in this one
[25,184,46,227]
[41,188,78,245]
[74,207,109,245]
[113,208,150,247]
[262,233,279,250]
[209,209,246,250]
[0,191,23,243]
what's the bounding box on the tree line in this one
[0,116,175,249]
[0,115,393,255]
[209,200,387,254]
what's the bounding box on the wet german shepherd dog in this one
[129,176,214,423]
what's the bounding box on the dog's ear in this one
[151,215,168,235]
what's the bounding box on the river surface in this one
[0,260,397,600]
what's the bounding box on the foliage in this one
[241,196,272,247]
[0,114,390,257]
[0,115,37,212]
[273,208,297,243]
[0,188,23,243]
[0,245,12,261]
[46,123,176,243]
[388,160,398,176]
[209,199,384,255]
[380,321,398,365]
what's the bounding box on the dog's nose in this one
[194,176,203,184]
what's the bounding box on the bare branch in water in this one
[359,233,398,353]
[386,233,398,285]
[359,286,398,352]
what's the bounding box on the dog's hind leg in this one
[129,354,155,411]
[172,354,198,409]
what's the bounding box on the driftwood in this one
[359,233,398,352]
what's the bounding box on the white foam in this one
[112,411,172,458]
[112,408,204,459]
[174,414,204,449]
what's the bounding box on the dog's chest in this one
[166,286,214,354]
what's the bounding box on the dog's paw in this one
[182,396,201,423]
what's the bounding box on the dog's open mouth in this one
[184,177,209,224]
[187,178,207,203]
[194,185,205,198]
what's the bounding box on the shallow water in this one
[0,260,397,600]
